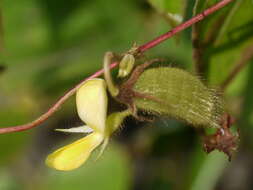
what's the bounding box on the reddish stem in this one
[0,0,234,134]
[0,63,118,134]
[138,0,234,53]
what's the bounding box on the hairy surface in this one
[133,67,224,128]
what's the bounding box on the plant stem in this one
[0,63,118,134]
[137,0,234,53]
[0,0,234,134]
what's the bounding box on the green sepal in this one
[105,109,132,135]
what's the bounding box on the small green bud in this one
[133,67,224,128]
[118,54,135,78]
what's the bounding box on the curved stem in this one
[103,52,119,97]
[0,0,234,134]
[0,62,118,134]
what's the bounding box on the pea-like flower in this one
[46,78,109,171]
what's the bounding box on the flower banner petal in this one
[76,78,108,133]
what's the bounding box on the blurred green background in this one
[0,0,253,189]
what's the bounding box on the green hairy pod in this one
[133,67,224,128]
[103,54,236,160]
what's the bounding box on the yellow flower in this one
[46,79,109,171]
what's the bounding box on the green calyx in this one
[105,109,132,136]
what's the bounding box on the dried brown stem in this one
[0,0,234,134]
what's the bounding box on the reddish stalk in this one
[0,0,234,134]
[0,63,118,134]
[137,0,234,53]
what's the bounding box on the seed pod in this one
[133,67,224,128]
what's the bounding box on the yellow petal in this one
[46,133,104,171]
[76,78,108,133]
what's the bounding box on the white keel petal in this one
[55,125,93,133]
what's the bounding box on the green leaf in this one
[188,150,227,190]
[192,0,253,86]
[208,0,253,85]
[239,62,253,145]
[148,0,185,27]
[0,7,4,51]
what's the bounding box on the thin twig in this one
[0,0,234,134]
[221,45,253,90]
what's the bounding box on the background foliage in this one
[0,0,253,189]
